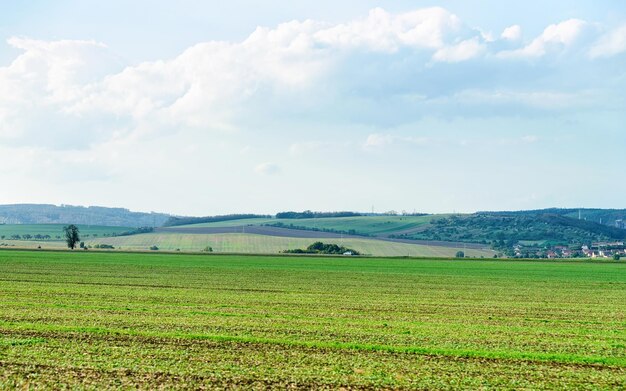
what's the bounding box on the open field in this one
[169,217,277,228]
[171,215,442,236]
[0,250,624,388]
[0,224,132,239]
[0,240,67,250]
[85,232,495,257]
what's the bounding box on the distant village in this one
[512,241,625,259]
[581,242,626,259]
[507,218,626,259]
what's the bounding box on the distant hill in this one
[479,208,626,228]
[165,210,625,258]
[0,204,171,227]
[395,212,626,244]
[275,211,363,219]
[163,214,271,227]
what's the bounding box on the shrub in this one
[94,244,114,249]
[283,242,360,255]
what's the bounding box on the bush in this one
[614,254,621,261]
[94,244,114,249]
[283,242,360,255]
[150,245,159,251]
[455,251,465,258]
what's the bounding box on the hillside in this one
[481,208,626,228]
[172,211,626,258]
[175,212,626,245]
[171,215,440,236]
[394,213,626,244]
[163,214,271,227]
[0,224,133,240]
[3,206,625,258]
[0,204,171,227]
[83,232,494,257]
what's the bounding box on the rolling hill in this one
[83,232,494,257]
[0,224,133,239]
[2,205,624,258]
[169,210,626,257]
[0,204,171,227]
[171,211,626,244]
[481,208,626,228]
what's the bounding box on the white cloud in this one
[314,7,464,52]
[254,162,280,175]
[364,133,395,148]
[501,25,522,41]
[499,19,588,58]
[0,8,619,158]
[0,37,124,148]
[0,7,481,151]
[589,25,626,58]
[432,37,485,62]
[0,6,625,214]
[70,28,332,132]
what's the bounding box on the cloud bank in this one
[1,6,625,213]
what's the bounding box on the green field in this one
[0,250,624,388]
[84,232,494,257]
[0,224,132,239]
[170,217,277,228]
[172,215,440,236]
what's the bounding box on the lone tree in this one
[455,251,465,258]
[63,225,80,249]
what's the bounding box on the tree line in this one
[276,211,362,219]
[283,242,360,255]
[163,214,271,227]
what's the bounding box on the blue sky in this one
[0,1,625,215]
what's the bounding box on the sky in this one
[0,1,625,216]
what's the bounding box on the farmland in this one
[170,215,439,236]
[85,232,494,257]
[0,220,495,257]
[165,211,626,258]
[0,250,624,388]
[0,224,133,239]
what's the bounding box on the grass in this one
[84,232,495,257]
[0,249,624,389]
[172,215,442,236]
